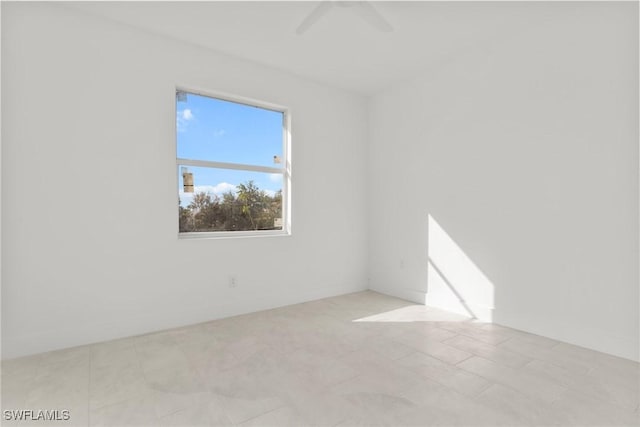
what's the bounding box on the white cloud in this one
[178,182,282,208]
[268,173,282,183]
[208,182,236,194]
[176,109,195,132]
[179,183,237,207]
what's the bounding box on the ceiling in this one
[64,1,567,96]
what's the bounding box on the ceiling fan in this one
[296,1,394,35]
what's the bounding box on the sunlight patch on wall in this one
[427,214,495,321]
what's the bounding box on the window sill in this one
[178,229,291,240]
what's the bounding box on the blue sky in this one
[177,92,284,207]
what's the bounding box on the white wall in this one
[1,3,368,359]
[3,2,638,363]
[368,2,639,361]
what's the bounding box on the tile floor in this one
[1,291,639,426]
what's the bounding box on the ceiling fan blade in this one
[296,1,333,35]
[354,1,393,33]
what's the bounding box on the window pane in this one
[176,91,283,167]
[178,165,283,233]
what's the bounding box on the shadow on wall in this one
[426,214,495,322]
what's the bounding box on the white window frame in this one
[175,86,291,239]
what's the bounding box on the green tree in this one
[237,181,265,230]
[179,181,282,232]
[179,205,193,232]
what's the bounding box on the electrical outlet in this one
[229,275,238,288]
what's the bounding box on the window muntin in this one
[176,89,289,236]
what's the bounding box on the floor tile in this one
[498,337,592,376]
[396,351,492,397]
[1,374,34,410]
[2,291,638,427]
[91,338,138,370]
[90,362,149,410]
[437,322,512,345]
[443,334,532,368]
[216,393,285,425]
[551,388,640,426]
[1,354,42,382]
[238,406,303,427]
[457,356,567,403]
[89,395,159,426]
[393,331,473,365]
[398,378,511,426]
[335,390,417,426]
[158,401,212,427]
[523,358,639,411]
[474,383,562,426]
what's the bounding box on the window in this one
[176,89,290,237]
